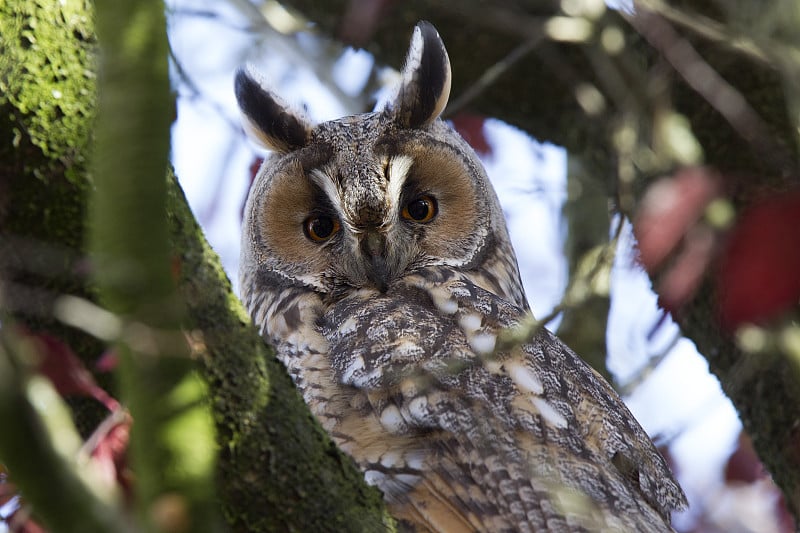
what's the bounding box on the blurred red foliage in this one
[716,189,800,330]
[31,333,119,412]
[633,167,722,313]
[89,412,133,498]
[634,167,800,330]
[634,167,721,273]
[451,113,492,156]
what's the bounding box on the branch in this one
[90,1,222,530]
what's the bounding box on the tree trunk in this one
[0,1,391,531]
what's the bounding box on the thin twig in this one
[633,0,795,67]
[618,331,682,396]
[494,214,626,355]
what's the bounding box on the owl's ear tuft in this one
[234,66,313,153]
[386,21,452,129]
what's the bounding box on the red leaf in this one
[634,167,721,273]
[450,113,491,156]
[29,333,119,412]
[88,412,133,497]
[95,350,119,373]
[725,432,766,484]
[33,334,99,398]
[717,189,800,330]
[655,225,716,312]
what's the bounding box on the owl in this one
[235,21,686,532]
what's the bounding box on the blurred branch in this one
[556,156,613,381]
[618,331,682,396]
[494,216,623,357]
[90,1,222,531]
[628,8,795,173]
[637,0,800,80]
[445,32,545,117]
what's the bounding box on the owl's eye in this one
[304,216,340,242]
[401,195,437,223]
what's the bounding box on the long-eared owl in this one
[235,21,686,532]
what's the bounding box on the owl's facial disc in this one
[248,119,494,298]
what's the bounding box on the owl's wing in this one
[320,269,686,532]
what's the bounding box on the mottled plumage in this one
[236,21,686,532]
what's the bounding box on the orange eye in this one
[304,216,340,242]
[401,195,437,223]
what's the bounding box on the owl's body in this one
[237,22,686,532]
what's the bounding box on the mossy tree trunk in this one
[0,1,391,531]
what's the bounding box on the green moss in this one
[0,0,96,182]
[0,0,103,420]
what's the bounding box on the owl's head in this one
[236,22,519,302]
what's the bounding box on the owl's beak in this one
[361,231,389,293]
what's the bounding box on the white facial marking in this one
[386,155,414,215]
[310,166,347,225]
